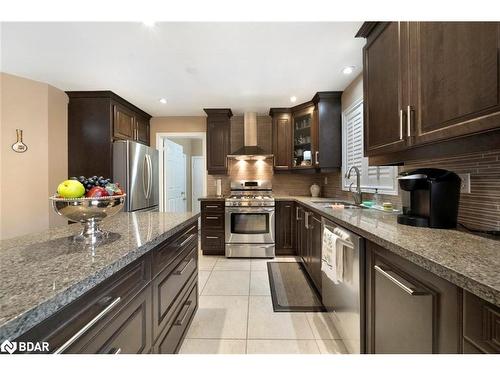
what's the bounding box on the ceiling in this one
[0,22,364,116]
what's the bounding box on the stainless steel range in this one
[225,180,275,258]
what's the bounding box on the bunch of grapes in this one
[70,176,112,193]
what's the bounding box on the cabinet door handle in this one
[399,109,404,140]
[374,265,427,296]
[54,297,121,354]
[296,206,300,220]
[109,347,122,354]
[175,300,192,326]
[304,212,309,229]
[179,233,196,248]
[315,151,319,165]
[174,257,194,275]
[406,105,412,137]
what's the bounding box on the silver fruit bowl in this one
[50,194,126,243]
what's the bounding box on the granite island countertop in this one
[0,211,200,341]
[276,196,500,307]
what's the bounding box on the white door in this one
[164,139,187,212]
[191,156,205,214]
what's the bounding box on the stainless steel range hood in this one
[227,112,273,160]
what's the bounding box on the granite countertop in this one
[0,211,200,341]
[198,196,226,201]
[276,196,500,307]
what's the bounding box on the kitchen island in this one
[0,211,200,353]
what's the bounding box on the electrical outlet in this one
[324,176,328,185]
[458,173,471,194]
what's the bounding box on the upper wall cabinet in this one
[409,22,500,145]
[357,22,500,164]
[362,22,409,156]
[67,91,152,178]
[204,108,232,175]
[270,108,292,170]
[270,91,341,172]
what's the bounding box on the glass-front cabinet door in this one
[292,106,316,169]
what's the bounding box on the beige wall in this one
[150,116,205,147]
[0,72,68,239]
[341,73,363,111]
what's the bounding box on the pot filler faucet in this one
[345,166,363,205]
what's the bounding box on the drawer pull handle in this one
[374,265,427,296]
[206,236,219,239]
[179,233,196,248]
[175,300,192,326]
[205,205,220,208]
[54,297,121,354]
[174,257,194,275]
[205,216,219,220]
[109,347,122,354]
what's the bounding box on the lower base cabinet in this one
[295,204,321,293]
[463,291,500,353]
[366,241,461,353]
[153,280,198,354]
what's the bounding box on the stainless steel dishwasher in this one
[321,217,365,354]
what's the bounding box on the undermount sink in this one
[311,200,367,209]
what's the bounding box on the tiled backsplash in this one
[207,159,320,197]
[207,150,500,231]
[401,150,500,231]
[322,150,500,231]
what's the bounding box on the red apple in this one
[86,186,110,198]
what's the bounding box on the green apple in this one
[57,180,85,198]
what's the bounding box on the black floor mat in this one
[267,262,325,312]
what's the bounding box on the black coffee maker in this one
[397,168,461,229]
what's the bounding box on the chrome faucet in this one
[345,166,363,205]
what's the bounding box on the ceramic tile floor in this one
[179,250,348,354]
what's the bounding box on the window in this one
[342,99,398,195]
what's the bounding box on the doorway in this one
[157,132,207,213]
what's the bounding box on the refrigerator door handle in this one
[142,154,148,199]
[146,154,153,199]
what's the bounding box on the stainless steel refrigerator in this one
[113,140,159,212]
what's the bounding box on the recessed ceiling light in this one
[159,98,167,104]
[142,21,156,27]
[342,66,355,75]
[290,96,297,103]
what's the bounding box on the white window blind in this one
[342,99,398,195]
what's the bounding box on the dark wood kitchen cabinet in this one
[357,22,500,164]
[204,108,232,174]
[270,92,341,172]
[462,291,500,353]
[365,241,461,354]
[295,205,321,292]
[270,108,292,171]
[17,221,199,354]
[305,210,322,292]
[200,200,225,255]
[275,201,295,255]
[67,91,152,178]
[360,22,409,156]
[295,204,306,259]
[312,92,342,170]
[292,103,317,170]
[408,22,500,146]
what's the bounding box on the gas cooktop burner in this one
[225,179,274,207]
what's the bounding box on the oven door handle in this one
[225,207,275,213]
